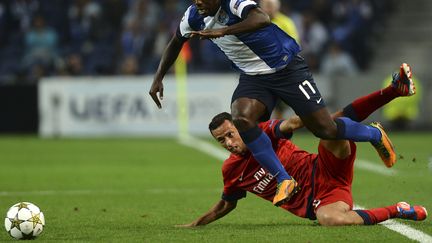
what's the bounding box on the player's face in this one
[194,0,221,17]
[211,120,247,155]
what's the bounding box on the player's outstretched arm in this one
[191,8,271,39]
[149,35,186,108]
[176,199,237,227]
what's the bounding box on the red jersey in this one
[222,120,317,218]
[222,119,356,219]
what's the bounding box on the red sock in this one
[355,205,398,225]
[343,86,400,122]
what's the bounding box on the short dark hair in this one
[209,112,232,132]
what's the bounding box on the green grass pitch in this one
[0,133,431,242]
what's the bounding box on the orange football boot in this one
[370,122,396,168]
[273,178,300,207]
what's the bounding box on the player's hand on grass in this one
[191,29,226,39]
[149,79,164,109]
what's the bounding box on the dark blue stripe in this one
[274,120,293,139]
[236,24,301,69]
[306,158,318,220]
[354,210,373,225]
[222,191,246,201]
[342,104,361,122]
[188,5,205,31]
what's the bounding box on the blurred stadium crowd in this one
[0,0,393,84]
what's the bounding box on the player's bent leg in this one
[231,98,267,131]
[300,107,339,139]
[319,140,351,160]
[231,98,299,206]
[353,202,427,225]
[300,107,387,146]
[316,201,364,226]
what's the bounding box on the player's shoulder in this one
[222,153,244,175]
[222,0,257,16]
[182,4,204,31]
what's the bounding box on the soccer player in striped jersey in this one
[149,0,415,206]
[176,73,426,227]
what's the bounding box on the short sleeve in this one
[222,156,247,201]
[229,0,257,19]
[222,174,246,201]
[177,6,194,40]
[222,190,246,201]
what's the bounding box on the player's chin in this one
[232,148,245,155]
[228,148,239,154]
[198,10,208,16]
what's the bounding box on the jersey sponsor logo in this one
[252,168,275,194]
[253,168,266,180]
[234,0,246,10]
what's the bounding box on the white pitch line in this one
[355,159,398,176]
[180,135,431,243]
[0,190,95,196]
[178,134,228,160]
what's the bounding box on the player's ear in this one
[209,130,216,138]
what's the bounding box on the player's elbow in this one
[225,201,237,211]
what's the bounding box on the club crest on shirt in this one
[217,9,229,25]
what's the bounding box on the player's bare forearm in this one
[178,200,237,227]
[153,35,185,83]
[223,8,271,35]
[279,116,304,134]
[149,35,185,108]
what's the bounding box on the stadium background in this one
[0,0,431,242]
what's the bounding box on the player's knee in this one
[232,116,255,131]
[310,123,338,139]
[318,213,352,226]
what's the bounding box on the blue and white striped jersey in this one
[176,0,301,75]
